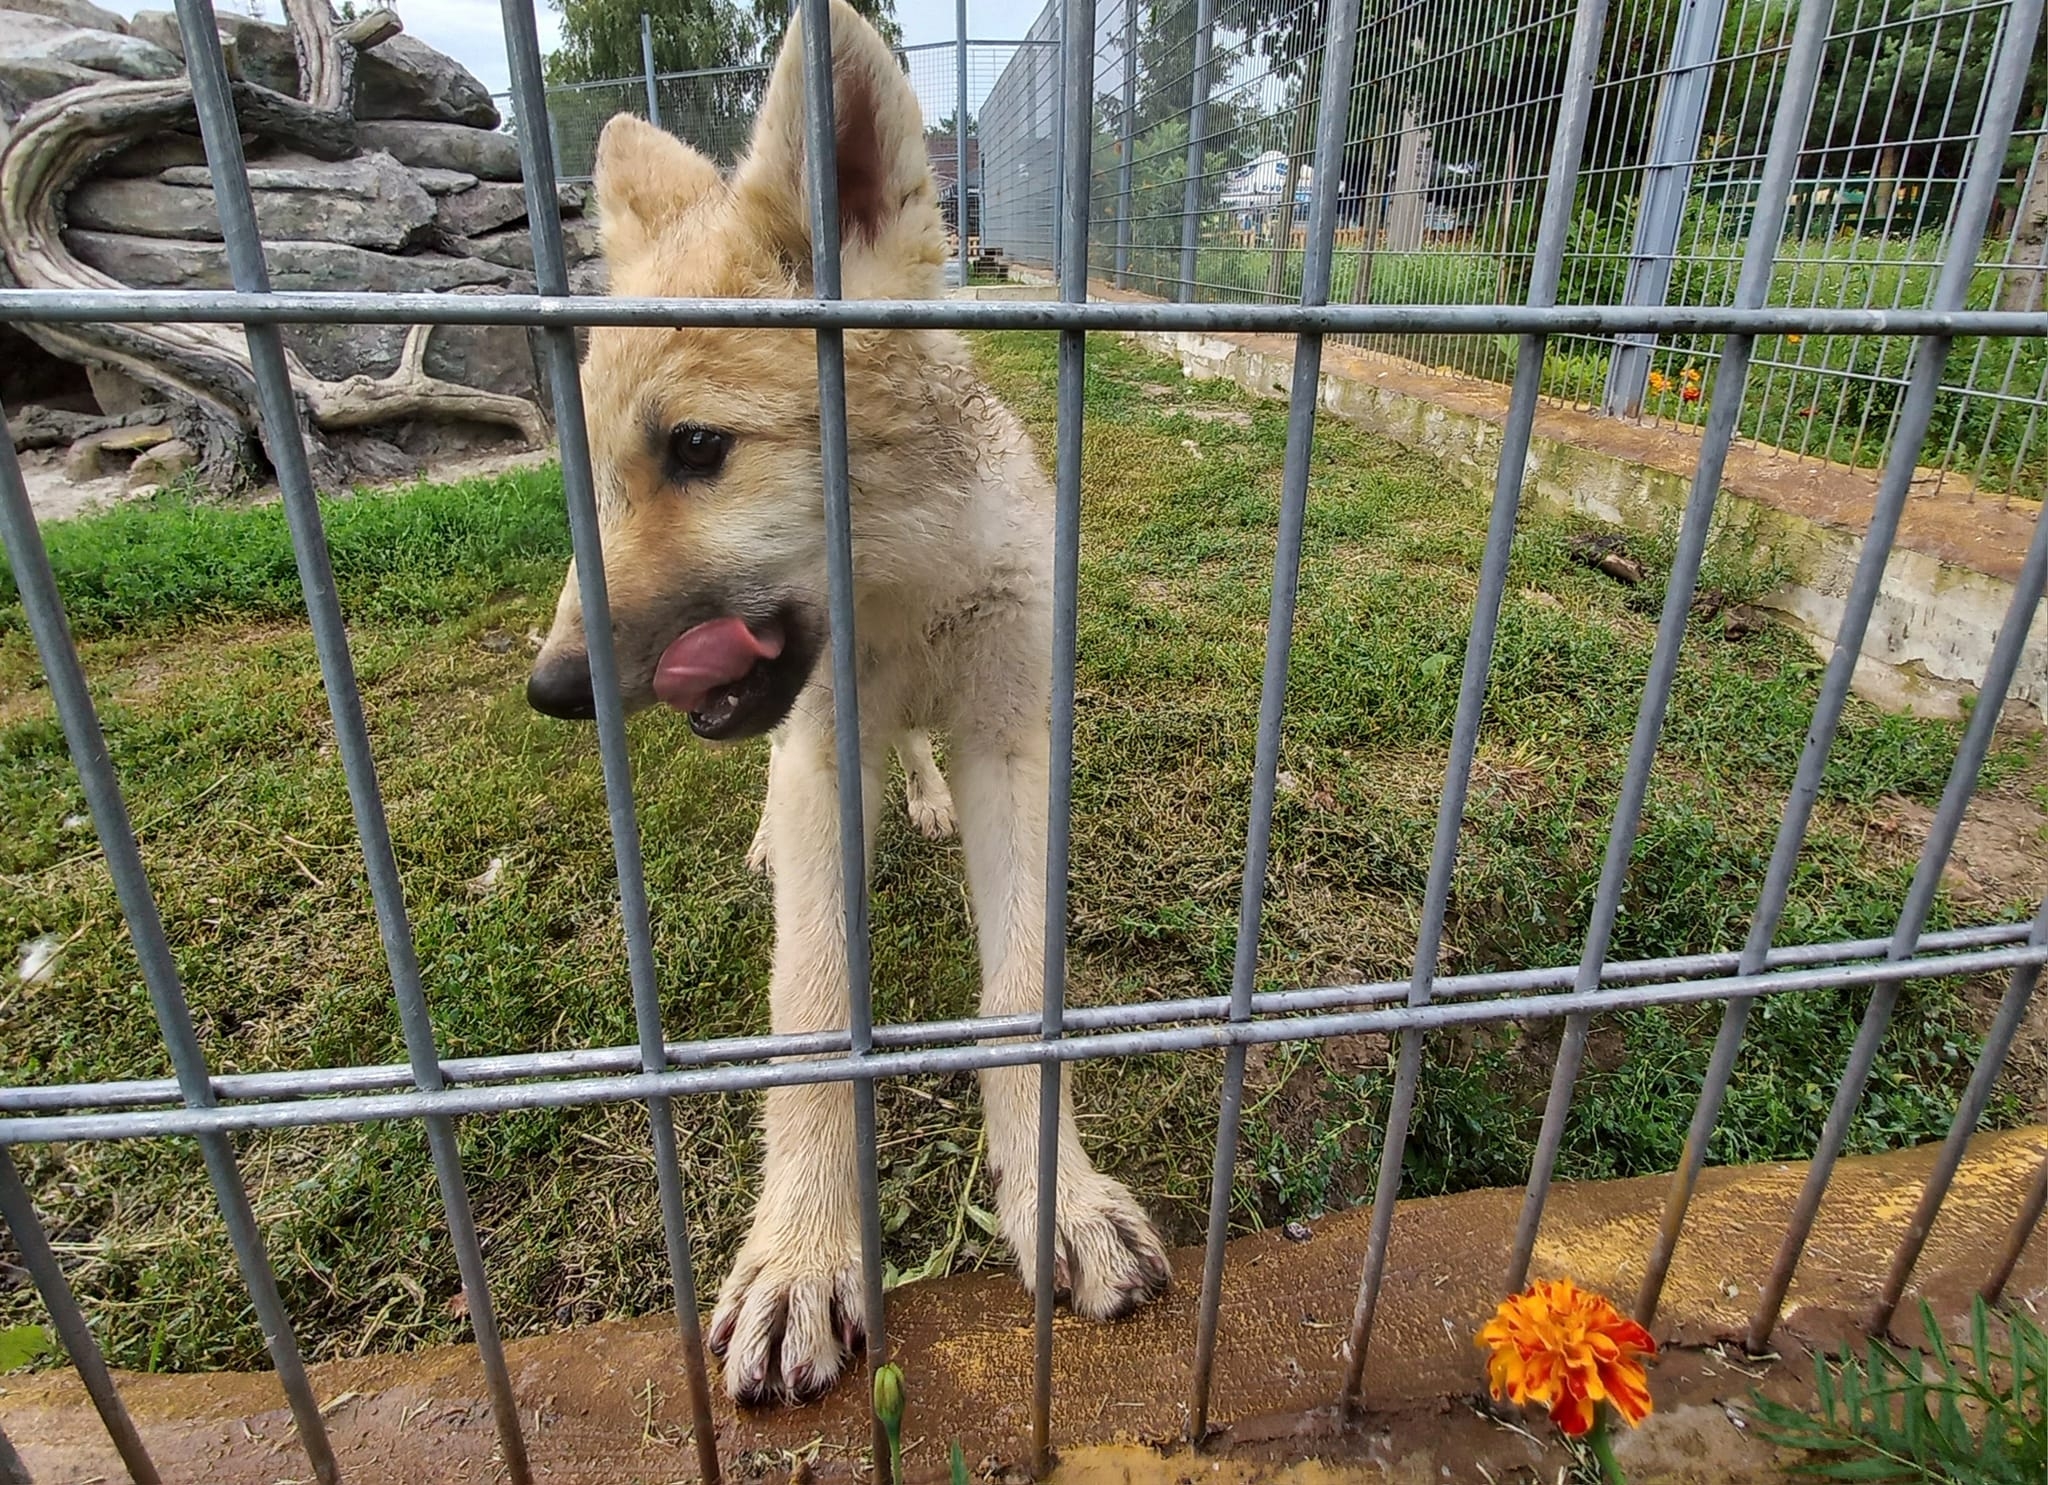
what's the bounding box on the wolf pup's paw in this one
[708,1231,866,1405]
[900,753,956,841]
[905,783,957,841]
[745,813,772,876]
[1003,1171,1170,1321]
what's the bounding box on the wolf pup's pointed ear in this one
[592,113,725,271]
[731,0,942,283]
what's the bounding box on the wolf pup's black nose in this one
[527,651,598,719]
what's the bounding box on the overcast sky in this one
[108,0,994,106]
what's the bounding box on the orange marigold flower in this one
[1681,383,1702,402]
[1478,1278,1656,1438]
[1786,334,1803,344]
[1647,370,1672,395]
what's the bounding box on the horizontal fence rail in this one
[4,291,2047,337]
[0,0,2044,1478]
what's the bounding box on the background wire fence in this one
[970,0,2048,499]
[537,1,2048,498]
[502,39,1036,272]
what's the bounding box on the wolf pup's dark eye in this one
[666,424,731,480]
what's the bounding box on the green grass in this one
[1098,217,2047,497]
[0,331,2036,1373]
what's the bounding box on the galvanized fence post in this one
[1177,0,1215,303]
[958,0,972,287]
[1188,0,1363,1438]
[1601,0,1729,418]
[641,11,663,127]
[1115,0,1136,289]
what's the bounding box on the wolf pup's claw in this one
[712,1240,867,1406]
[1004,1172,1171,1322]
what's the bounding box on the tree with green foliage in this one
[1703,0,2046,222]
[540,0,899,172]
[746,0,899,55]
[1090,0,1261,288]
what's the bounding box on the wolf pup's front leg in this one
[709,723,882,1404]
[950,715,1171,1317]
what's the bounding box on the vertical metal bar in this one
[0,1150,161,1485]
[642,12,663,127]
[958,0,972,289]
[1601,0,1732,416]
[498,1,722,1477]
[1871,898,2048,1331]
[1034,0,1095,1470]
[1186,0,1360,1443]
[1507,0,1836,1298]
[795,7,889,1478]
[1744,428,2048,1343]
[0,1419,27,1485]
[0,419,336,1484]
[1637,0,2045,1335]
[1340,0,1613,1407]
[1114,0,1137,288]
[1981,1153,2047,1308]
[170,0,532,1473]
[1177,0,1215,304]
[1052,0,1068,272]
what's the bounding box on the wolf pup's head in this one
[526,0,948,739]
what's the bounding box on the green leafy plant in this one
[1750,1299,2047,1482]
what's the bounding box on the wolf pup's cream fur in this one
[525,0,1169,1408]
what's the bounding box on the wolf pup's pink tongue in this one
[653,618,784,714]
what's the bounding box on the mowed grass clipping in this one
[0,331,2038,1372]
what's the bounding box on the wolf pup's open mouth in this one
[653,617,790,738]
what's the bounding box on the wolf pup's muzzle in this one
[524,605,821,739]
[526,650,598,719]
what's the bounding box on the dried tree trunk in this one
[0,5,548,492]
[1998,134,2048,314]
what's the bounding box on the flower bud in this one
[874,1362,905,1432]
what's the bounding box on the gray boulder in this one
[69,153,437,251]
[356,33,499,129]
[0,11,181,80]
[412,167,480,196]
[4,0,126,33]
[66,231,517,293]
[469,218,603,272]
[433,181,529,238]
[435,180,585,239]
[129,9,298,94]
[354,120,522,182]
[157,152,426,194]
[0,54,98,111]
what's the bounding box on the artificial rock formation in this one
[0,0,603,492]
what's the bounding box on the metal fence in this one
[971,0,2048,499]
[0,0,2046,1479]
[501,34,1036,280]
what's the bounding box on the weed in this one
[1751,1298,2047,1482]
